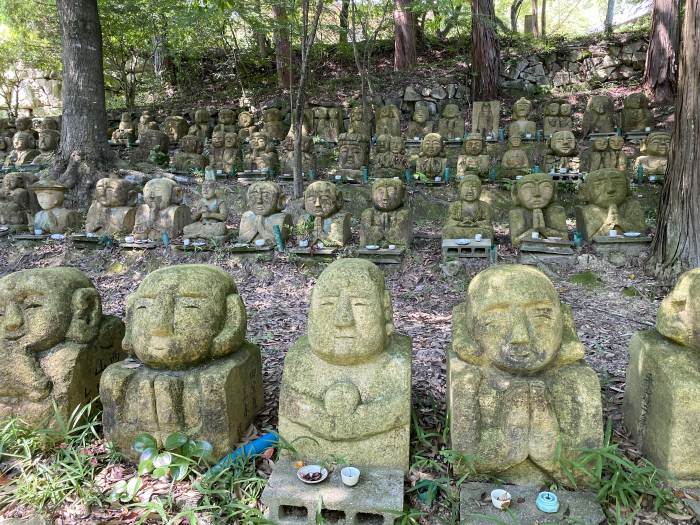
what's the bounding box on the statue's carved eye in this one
[24,302,42,310]
[319,297,336,306]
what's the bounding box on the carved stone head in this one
[32,177,67,210]
[238,111,253,128]
[195,109,209,124]
[224,132,238,148]
[645,131,671,156]
[375,134,390,154]
[247,181,285,217]
[624,93,649,110]
[458,175,482,202]
[372,178,405,212]
[218,108,235,125]
[544,102,560,116]
[608,135,624,151]
[442,103,460,119]
[592,136,608,152]
[13,131,34,151]
[95,177,133,207]
[507,135,522,149]
[512,173,557,210]
[3,172,25,192]
[413,105,429,123]
[211,130,225,148]
[420,133,443,158]
[657,269,700,350]
[250,131,269,152]
[463,133,485,155]
[142,178,184,211]
[304,181,341,218]
[338,134,365,168]
[179,134,201,154]
[588,95,613,115]
[389,136,405,154]
[513,97,532,119]
[549,130,577,156]
[581,169,629,208]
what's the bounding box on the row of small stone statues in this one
[1,260,697,489]
[0,116,60,167]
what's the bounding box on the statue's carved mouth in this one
[3,330,25,341]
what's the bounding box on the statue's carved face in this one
[202,181,217,199]
[545,103,559,116]
[248,182,280,217]
[219,110,234,125]
[3,174,24,191]
[305,183,338,218]
[36,189,64,210]
[390,136,404,154]
[251,133,268,151]
[560,104,572,116]
[38,131,57,151]
[339,141,363,167]
[468,267,563,374]
[508,136,522,149]
[95,178,128,207]
[421,133,442,157]
[309,261,389,365]
[459,177,482,202]
[550,131,576,156]
[586,171,628,207]
[224,132,237,148]
[657,270,700,349]
[375,135,389,153]
[143,179,174,211]
[608,135,624,150]
[625,93,647,109]
[442,104,459,118]
[372,181,404,212]
[592,137,608,151]
[315,107,328,119]
[463,138,483,155]
[413,107,429,123]
[647,133,670,156]
[212,131,224,148]
[238,112,253,127]
[591,97,610,115]
[180,136,198,153]
[513,98,531,119]
[516,176,555,210]
[13,132,31,151]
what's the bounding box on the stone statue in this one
[372,135,407,179]
[138,111,155,137]
[132,123,170,164]
[543,100,574,137]
[0,172,31,229]
[360,178,412,248]
[0,267,124,427]
[508,97,537,138]
[172,134,206,172]
[0,119,11,161]
[337,132,369,178]
[437,103,464,140]
[243,131,279,173]
[621,93,653,133]
[41,117,59,132]
[32,128,60,165]
[472,101,500,138]
[326,107,344,142]
[606,135,628,172]
[574,169,646,241]
[189,109,211,143]
[347,107,372,139]
[132,177,192,241]
[31,177,81,234]
[85,177,137,236]
[208,130,239,173]
[237,111,257,141]
[100,265,263,459]
[406,105,434,139]
[448,264,603,484]
[238,181,293,245]
[457,132,490,179]
[182,179,229,241]
[416,133,447,178]
[278,258,411,471]
[545,130,579,172]
[162,113,189,145]
[375,105,401,137]
[509,173,568,247]
[586,136,610,173]
[500,135,530,178]
[214,108,237,134]
[633,131,670,176]
[582,95,615,137]
[295,181,351,246]
[313,107,329,139]
[111,112,135,145]
[443,175,494,240]
[280,131,315,175]
[4,131,40,167]
[263,107,286,141]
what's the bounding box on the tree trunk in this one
[643,0,680,103]
[648,0,700,277]
[273,2,292,88]
[471,0,500,100]
[56,0,110,167]
[604,0,615,33]
[540,0,546,36]
[255,0,271,58]
[393,0,417,71]
[530,0,539,36]
[339,0,350,45]
[510,0,524,31]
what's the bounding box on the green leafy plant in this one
[133,431,213,481]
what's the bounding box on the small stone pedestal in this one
[459,482,605,525]
[262,459,403,525]
[625,130,650,143]
[549,171,584,183]
[357,246,405,265]
[416,176,447,187]
[119,240,158,250]
[518,238,575,265]
[224,243,274,260]
[238,170,269,182]
[592,235,651,265]
[289,246,338,261]
[442,239,491,259]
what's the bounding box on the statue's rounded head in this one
[589,95,612,114]
[251,131,269,150]
[458,175,482,202]
[179,134,200,154]
[463,133,484,155]
[657,269,700,350]
[413,105,429,123]
[545,102,560,116]
[389,135,404,153]
[624,93,648,109]
[219,108,234,124]
[581,169,629,207]
[304,181,340,218]
[560,103,572,116]
[212,130,225,148]
[512,173,556,210]
[123,264,246,369]
[238,111,253,127]
[375,134,390,153]
[309,258,393,365]
[513,97,532,118]
[592,136,608,151]
[195,109,209,123]
[224,132,238,148]
[442,104,460,118]
[95,176,132,207]
[264,108,281,121]
[248,180,284,217]
[645,131,671,156]
[143,177,183,210]
[421,133,443,157]
[372,178,405,212]
[3,172,25,191]
[507,135,522,148]
[608,135,624,150]
[13,131,34,151]
[549,130,577,156]
[314,107,328,119]
[32,176,67,210]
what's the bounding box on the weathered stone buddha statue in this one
[347,107,372,139]
[173,134,206,172]
[0,119,11,160]
[237,111,257,141]
[500,135,530,178]
[111,112,135,145]
[473,101,499,138]
[586,136,610,172]
[449,264,603,484]
[101,265,263,459]
[360,178,412,248]
[582,95,615,137]
[32,128,60,165]
[437,103,464,140]
[543,101,562,138]
[633,131,670,176]
[133,123,170,164]
[509,173,568,247]
[624,269,700,483]
[280,131,315,175]
[443,175,493,240]
[313,107,329,138]
[545,130,579,172]
[238,181,293,245]
[371,135,407,179]
[574,169,646,241]
[295,181,351,246]
[621,93,653,133]
[263,107,286,141]
[214,108,237,134]
[31,177,81,234]
[406,105,433,139]
[162,113,189,145]
[279,258,412,471]
[0,172,30,229]
[416,133,447,178]
[0,267,124,428]
[508,97,537,138]
[243,131,279,173]
[189,109,211,143]
[4,131,40,167]
[375,105,401,137]
[326,107,344,142]
[208,130,239,173]
[132,177,192,241]
[182,179,229,241]
[606,135,628,172]
[138,111,155,137]
[85,176,136,236]
[337,132,369,179]
[371,134,390,173]
[457,132,490,179]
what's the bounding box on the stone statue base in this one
[238,170,270,182]
[356,246,405,265]
[592,235,652,266]
[101,342,263,461]
[624,331,700,486]
[518,238,576,266]
[332,169,363,183]
[442,238,491,259]
[182,221,229,243]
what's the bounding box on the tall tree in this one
[642,0,680,103]
[272,1,292,88]
[510,0,524,31]
[540,0,546,35]
[339,0,350,45]
[604,0,615,33]
[393,0,417,70]
[471,0,499,100]
[648,0,700,277]
[530,0,539,36]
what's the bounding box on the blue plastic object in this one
[361,166,369,183]
[443,166,450,184]
[536,491,560,513]
[273,224,285,251]
[498,128,505,143]
[206,432,278,478]
[404,168,413,185]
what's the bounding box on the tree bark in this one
[339,0,350,45]
[604,0,615,33]
[471,0,500,100]
[254,0,271,58]
[510,0,524,31]
[530,0,539,36]
[56,0,110,166]
[393,0,417,71]
[643,0,680,103]
[273,2,292,89]
[648,0,700,277]
[540,0,546,36]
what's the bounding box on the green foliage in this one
[571,270,603,288]
[133,431,213,480]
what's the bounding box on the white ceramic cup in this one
[124,236,135,243]
[475,234,483,241]
[34,228,43,236]
[341,467,360,487]
[490,489,511,510]
[388,244,396,250]
[299,240,309,248]
[532,231,540,239]
[609,229,618,237]
[183,238,191,246]
[559,167,567,174]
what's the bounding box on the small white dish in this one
[34,229,43,236]
[255,239,266,247]
[365,244,380,250]
[341,467,360,487]
[456,239,470,245]
[609,230,618,237]
[559,168,567,174]
[124,236,135,243]
[548,236,562,240]
[193,241,206,246]
[335,175,342,180]
[297,465,328,484]
[490,489,512,510]
[50,233,65,240]
[0,226,8,231]
[388,244,396,250]
[532,232,540,239]
[299,240,309,248]
[624,232,641,237]
[434,176,442,182]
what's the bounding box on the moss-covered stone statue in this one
[456,133,490,179]
[189,108,211,143]
[263,107,287,141]
[214,108,237,134]
[586,136,627,172]
[574,169,646,241]
[624,269,700,483]
[347,107,372,139]
[375,105,401,137]
[0,267,124,427]
[0,172,31,230]
[443,175,494,240]
[406,105,433,139]
[371,134,406,179]
[582,95,615,137]
[173,134,206,172]
[621,93,653,133]
[132,178,192,241]
[633,131,670,177]
[111,112,135,145]
[163,113,190,145]
[437,103,464,140]
[509,173,567,247]
[336,132,369,179]
[295,181,351,246]
[508,97,537,138]
[544,130,579,173]
[448,264,603,485]
[237,110,257,141]
[100,265,263,459]
[31,177,81,234]
[182,179,229,242]
[138,111,155,137]
[243,131,279,173]
[543,100,573,137]
[238,181,293,245]
[279,258,411,470]
[472,101,500,139]
[4,130,40,167]
[500,135,530,178]
[280,131,315,176]
[360,178,412,248]
[32,128,60,165]
[132,123,170,164]
[85,176,137,236]
[208,129,239,173]
[416,133,447,178]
